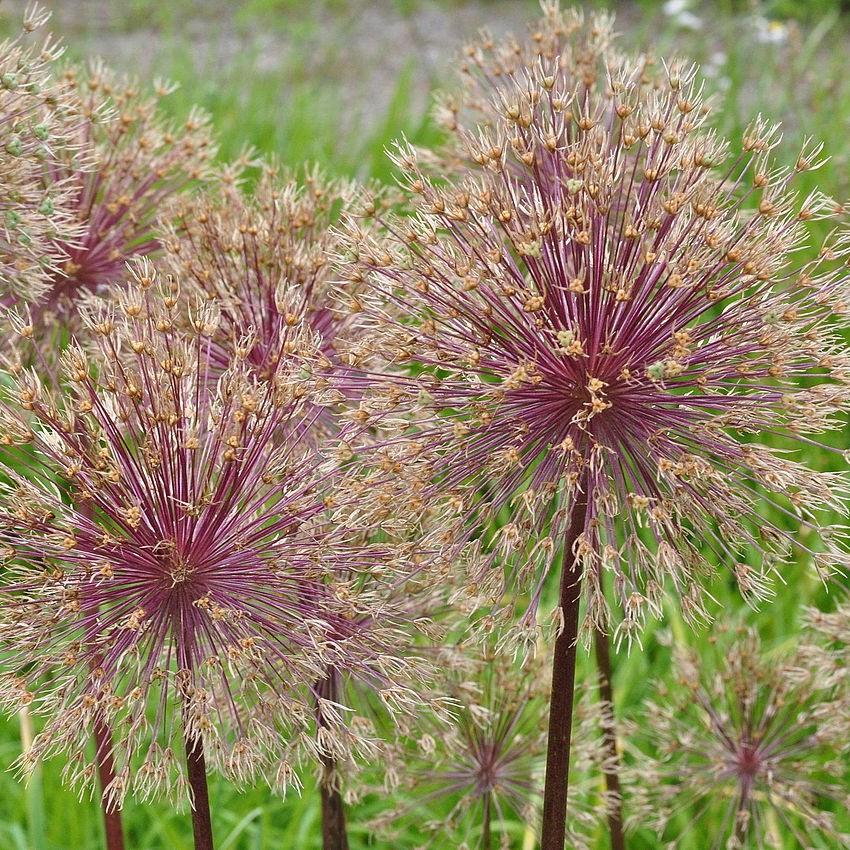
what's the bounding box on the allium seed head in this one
[629,626,850,848]
[161,162,359,438]
[0,262,426,805]
[434,5,624,174]
[374,647,611,849]
[338,19,850,643]
[4,60,216,333]
[375,648,547,849]
[0,5,79,304]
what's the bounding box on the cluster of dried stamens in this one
[337,17,850,648]
[630,626,850,848]
[0,5,80,304]
[0,260,438,804]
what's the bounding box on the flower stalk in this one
[541,484,589,850]
[93,713,125,850]
[593,627,625,850]
[481,791,492,850]
[185,734,214,850]
[316,670,350,850]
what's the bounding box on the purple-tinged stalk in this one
[336,10,850,845]
[628,626,850,848]
[592,622,624,850]
[315,669,350,850]
[540,486,587,849]
[0,5,79,305]
[93,712,126,850]
[299,555,452,850]
[307,601,448,850]
[0,260,430,845]
[184,733,214,850]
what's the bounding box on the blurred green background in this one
[1,0,849,847]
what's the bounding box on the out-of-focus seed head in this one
[161,162,358,438]
[372,646,610,849]
[0,5,79,304]
[5,60,216,335]
[0,261,433,806]
[628,626,850,848]
[337,9,850,645]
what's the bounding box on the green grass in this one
[2,0,850,847]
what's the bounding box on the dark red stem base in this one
[185,734,215,850]
[319,755,350,850]
[594,626,626,850]
[540,489,589,850]
[93,714,126,850]
[316,671,350,850]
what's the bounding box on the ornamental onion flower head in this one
[160,162,359,438]
[337,34,850,645]
[375,648,547,849]
[25,61,215,325]
[0,5,79,304]
[629,626,850,848]
[0,261,429,806]
[374,648,610,850]
[433,4,622,175]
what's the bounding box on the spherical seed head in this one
[0,6,80,305]
[374,647,610,850]
[373,648,546,848]
[11,61,216,331]
[0,262,425,805]
[629,627,850,848]
[434,5,623,169]
[338,26,850,643]
[160,162,360,438]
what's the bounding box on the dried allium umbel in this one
[161,163,358,437]
[0,5,78,303]
[375,648,547,850]
[339,63,850,646]
[23,61,215,324]
[0,262,428,807]
[629,627,850,848]
[433,4,625,173]
[375,648,611,850]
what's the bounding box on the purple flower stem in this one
[540,485,589,850]
[316,671,350,850]
[93,713,125,850]
[594,625,626,850]
[185,734,215,850]
[482,790,492,850]
[319,756,350,850]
